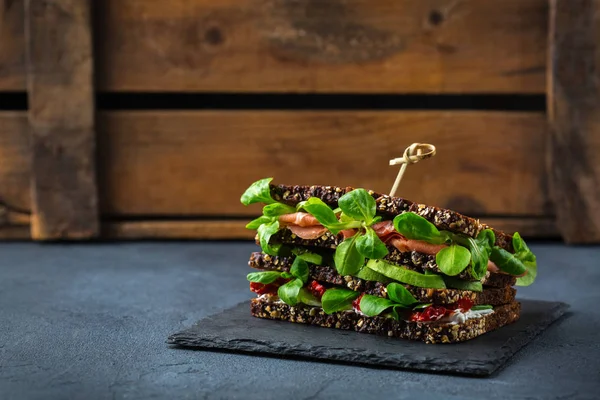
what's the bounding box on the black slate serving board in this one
[168,299,568,376]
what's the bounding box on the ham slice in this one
[372,220,447,255]
[388,237,447,255]
[374,220,502,273]
[372,221,396,238]
[287,225,329,240]
[278,212,321,227]
[340,229,358,239]
[279,212,328,239]
[372,220,404,245]
[487,260,500,273]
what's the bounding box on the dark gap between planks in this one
[0,92,28,110]
[0,92,546,111]
[95,93,546,111]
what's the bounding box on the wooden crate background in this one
[0,0,598,242]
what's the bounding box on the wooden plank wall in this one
[3,0,548,92]
[0,0,597,242]
[547,0,600,243]
[25,0,99,240]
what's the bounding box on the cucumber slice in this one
[365,260,446,289]
[355,266,393,283]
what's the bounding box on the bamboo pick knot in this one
[388,143,436,197]
[389,143,436,166]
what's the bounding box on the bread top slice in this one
[270,184,513,252]
[251,297,521,344]
[249,252,516,306]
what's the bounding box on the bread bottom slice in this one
[250,298,521,344]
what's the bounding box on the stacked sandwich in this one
[241,178,537,344]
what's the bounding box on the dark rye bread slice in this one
[270,184,512,252]
[268,229,491,282]
[249,252,516,289]
[250,297,521,344]
[249,253,517,306]
[269,228,463,278]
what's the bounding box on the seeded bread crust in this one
[249,253,516,306]
[250,298,521,344]
[249,252,516,289]
[270,184,513,252]
[269,229,483,281]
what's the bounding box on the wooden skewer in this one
[389,143,436,197]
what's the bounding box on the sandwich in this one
[241,178,537,344]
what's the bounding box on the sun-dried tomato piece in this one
[410,305,447,322]
[309,280,326,299]
[456,297,474,312]
[250,277,292,296]
[250,282,277,295]
[352,294,365,312]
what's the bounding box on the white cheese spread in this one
[441,308,495,324]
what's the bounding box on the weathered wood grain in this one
[0,113,31,240]
[96,111,549,217]
[104,220,253,240]
[0,225,30,240]
[95,0,547,93]
[547,0,600,243]
[0,0,25,90]
[0,112,30,213]
[25,0,99,239]
[2,0,547,92]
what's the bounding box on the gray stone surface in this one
[0,242,598,399]
[168,300,568,376]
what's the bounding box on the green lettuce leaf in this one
[257,220,281,256]
[334,235,365,276]
[513,232,537,286]
[277,279,303,306]
[290,257,309,284]
[359,295,395,317]
[385,282,418,306]
[490,247,527,276]
[392,213,447,244]
[246,271,282,284]
[263,202,296,217]
[321,289,360,314]
[355,227,389,259]
[245,216,273,230]
[241,177,276,206]
[435,245,471,276]
[298,197,341,233]
[338,189,376,224]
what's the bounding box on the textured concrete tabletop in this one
[0,242,598,400]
